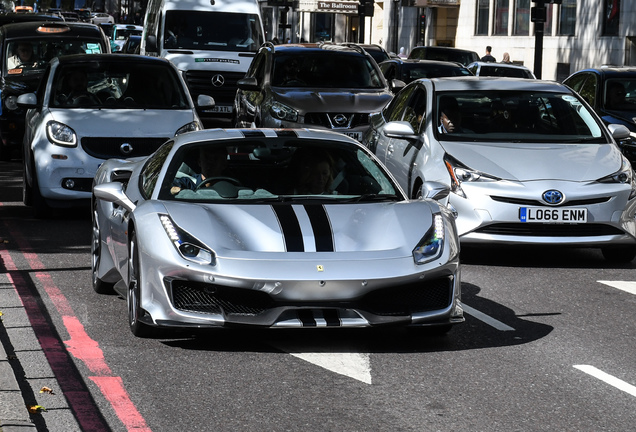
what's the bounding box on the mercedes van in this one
[141,0,264,127]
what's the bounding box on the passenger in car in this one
[289,148,336,195]
[63,69,100,106]
[8,42,38,69]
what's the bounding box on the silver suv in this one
[234,42,393,141]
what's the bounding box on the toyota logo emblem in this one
[333,114,348,126]
[211,74,225,87]
[542,190,564,205]
[120,143,133,155]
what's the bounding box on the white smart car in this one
[19,53,214,217]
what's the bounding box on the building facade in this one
[261,0,635,81]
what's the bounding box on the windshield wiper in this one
[343,194,400,203]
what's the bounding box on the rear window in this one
[479,65,534,79]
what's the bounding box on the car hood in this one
[162,200,431,257]
[441,141,623,182]
[273,88,392,114]
[48,108,196,136]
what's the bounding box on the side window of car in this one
[578,74,598,107]
[383,84,416,122]
[140,141,174,199]
[403,87,427,133]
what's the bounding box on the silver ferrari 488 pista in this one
[91,128,463,337]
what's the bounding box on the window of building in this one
[476,0,489,35]
[603,0,620,36]
[558,0,576,36]
[494,0,509,35]
[313,13,333,42]
[514,0,530,36]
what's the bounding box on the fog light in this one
[64,178,75,189]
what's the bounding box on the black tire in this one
[91,200,114,294]
[601,245,636,263]
[22,163,32,206]
[127,232,155,338]
[31,171,50,219]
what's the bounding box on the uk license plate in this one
[519,207,587,223]
[344,131,362,141]
[207,105,233,113]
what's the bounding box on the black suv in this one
[234,42,393,141]
[0,21,109,160]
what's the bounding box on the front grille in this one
[475,223,624,237]
[360,277,452,316]
[169,276,453,318]
[171,281,274,315]
[490,195,612,206]
[81,137,168,160]
[304,113,369,129]
[184,70,245,105]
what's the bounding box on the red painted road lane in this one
[1,214,151,432]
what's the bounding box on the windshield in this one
[164,10,263,53]
[6,39,103,76]
[158,140,401,202]
[435,91,605,143]
[272,52,385,89]
[50,62,189,109]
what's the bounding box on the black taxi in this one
[0,21,110,160]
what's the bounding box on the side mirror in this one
[237,77,259,91]
[383,121,419,140]
[145,34,157,52]
[390,79,406,93]
[17,93,37,108]
[197,94,215,108]
[93,182,136,213]
[608,124,631,140]
[420,181,450,201]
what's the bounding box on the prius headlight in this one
[444,155,498,199]
[159,214,215,265]
[413,214,445,264]
[598,158,636,200]
[46,121,77,147]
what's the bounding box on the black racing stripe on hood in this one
[272,205,304,252]
[304,205,334,252]
[240,130,266,137]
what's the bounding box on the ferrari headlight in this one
[413,214,445,264]
[4,95,18,111]
[159,214,215,265]
[444,155,498,199]
[270,101,298,122]
[46,121,77,147]
[175,121,201,136]
[598,158,636,199]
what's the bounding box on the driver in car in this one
[8,42,38,69]
[171,146,228,194]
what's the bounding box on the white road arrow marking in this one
[598,280,636,295]
[272,343,372,384]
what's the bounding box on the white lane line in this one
[574,365,636,398]
[272,343,372,385]
[462,304,515,331]
[598,281,636,295]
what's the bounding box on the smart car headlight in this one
[444,155,498,199]
[270,101,298,122]
[46,121,77,147]
[159,214,215,265]
[413,214,444,264]
[175,121,201,136]
[597,158,636,199]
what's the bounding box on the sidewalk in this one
[0,270,81,432]
[0,271,38,432]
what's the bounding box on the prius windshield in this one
[163,10,263,53]
[435,91,605,143]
